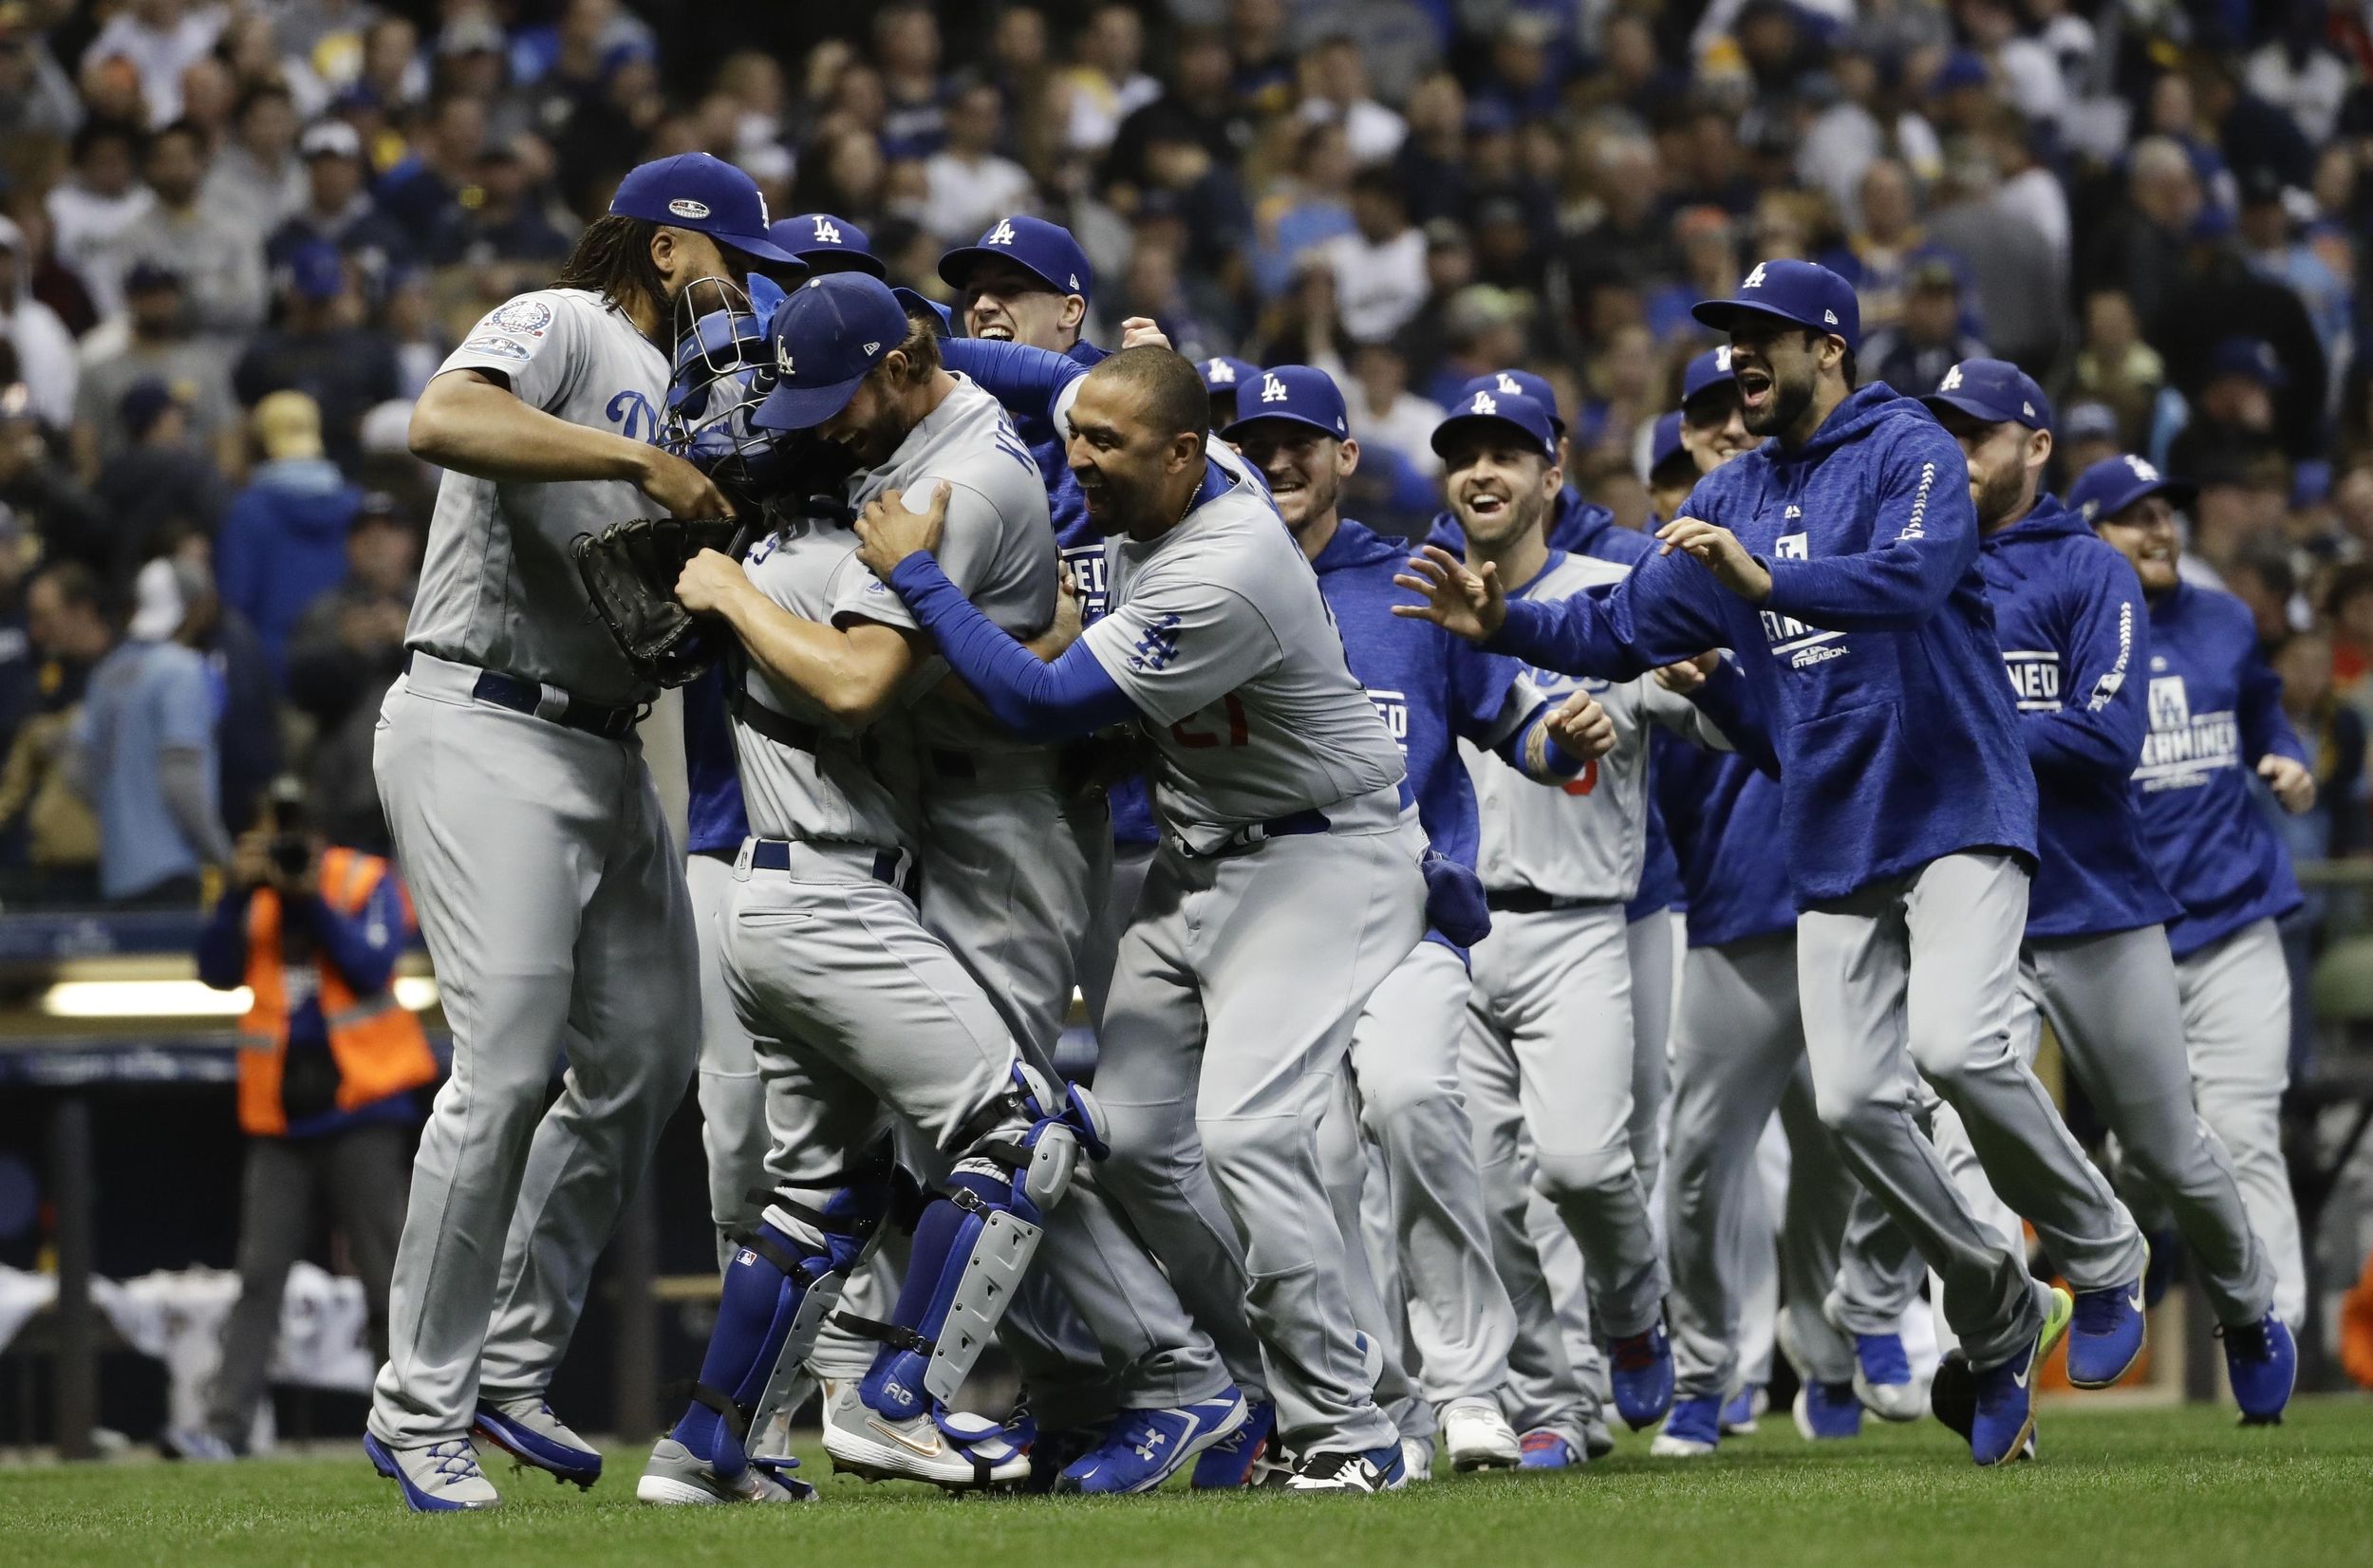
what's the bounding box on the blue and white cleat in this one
[1057,1390,1249,1495]
[1190,1397,1278,1489]
[1719,1384,1765,1436]
[636,1437,815,1504]
[1791,1380,1861,1440]
[1518,1428,1582,1469]
[2221,1312,2296,1426]
[2065,1277,2147,1389]
[1971,1285,2072,1466]
[1607,1323,1676,1430]
[1649,1395,1721,1457]
[364,1432,501,1511]
[474,1396,603,1489]
[1283,1443,1406,1493]
[1851,1332,1925,1422]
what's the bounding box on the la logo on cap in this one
[2127,456,2159,480]
[986,218,1018,246]
[776,342,794,376]
[1940,364,1965,391]
[1715,346,1731,371]
[1495,373,1522,393]
[1260,373,1288,403]
[1471,390,1498,414]
[1742,262,1768,289]
[1206,358,1236,383]
[813,215,841,243]
[669,197,711,219]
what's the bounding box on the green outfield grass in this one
[7,1399,2372,1568]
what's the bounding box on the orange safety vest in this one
[235,847,438,1136]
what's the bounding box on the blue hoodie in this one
[2130,580,2306,958]
[217,457,361,683]
[1978,495,2181,939]
[1428,490,1679,919]
[1656,744,1794,948]
[1314,517,1542,952]
[683,660,750,856]
[1485,383,2037,905]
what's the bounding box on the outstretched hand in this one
[2258,754,2317,814]
[1655,518,1771,603]
[1392,546,1506,642]
[854,482,951,580]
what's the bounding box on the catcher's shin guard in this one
[670,1161,891,1478]
[846,1064,1108,1418]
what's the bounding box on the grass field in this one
[7,1398,2372,1568]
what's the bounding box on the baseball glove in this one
[572,514,749,687]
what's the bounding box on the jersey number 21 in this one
[1172,694,1250,748]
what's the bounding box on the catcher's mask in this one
[659,273,785,501]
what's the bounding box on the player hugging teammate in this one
[363,150,2304,1513]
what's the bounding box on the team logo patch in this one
[462,333,532,362]
[985,218,1018,247]
[668,197,712,219]
[813,215,842,243]
[1205,358,1236,383]
[488,299,552,335]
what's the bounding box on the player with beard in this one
[1398,261,2148,1467]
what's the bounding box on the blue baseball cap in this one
[1220,364,1349,442]
[2067,453,2197,524]
[1692,259,1860,350]
[753,273,912,430]
[1681,345,1737,408]
[1200,355,1260,395]
[2209,335,2288,390]
[773,212,885,277]
[891,286,953,336]
[1648,411,1690,477]
[609,153,802,267]
[938,215,1093,303]
[1431,386,1558,463]
[1921,357,2053,431]
[1462,369,1565,438]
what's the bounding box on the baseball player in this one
[1399,260,2149,1467]
[363,154,804,1511]
[771,213,888,277]
[1915,364,2293,1419]
[1421,386,1746,1451]
[851,346,1430,1492]
[1202,354,1261,430]
[2076,451,2315,1340]
[724,277,1248,1495]
[1224,364,1612,1476]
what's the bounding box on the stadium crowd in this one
[0,0,2366,949]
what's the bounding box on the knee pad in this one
[843,1063,1104,1414]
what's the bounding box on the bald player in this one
[853,346,1430,1492]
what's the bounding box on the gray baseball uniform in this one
[369,289,701,1447]
[818,379,1228,1423]
[688,849,766,1270]
[1085,450,1426,1458]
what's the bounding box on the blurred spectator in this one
[374,91,488,247]
[267,119,413,300]
[217,391,360,681]
[2059,400,2124,480]
[0,217,77,432]
[2071,289,2168,450]
[1104,28,1251,196]
[0,506,35,760]
[2236,162,2349,362]
[1862,256,1988,396]
[287,494,416,855]
[426,140,571,274]
[1252,120,1355,298]
[1922,142,2064,374]
[73,261,240,480]
[2081,136,2202,329]
[2230,539,2303,651]
[921,83,1034,247]
[1062,3,1159,156]
[1822,157,1943,340]
[91,380,229,580]
[171,547,279,838]
[1295,35,1404,165]
[0,379,106,574]
[69,555,231,905]
[232,243,401,474]
[1323,168,1426,345]
[118,120,271,339]
[874,4,945,159]
[1418,285,1524,409]
[202,82,307,239]
[46,121,155,321]
[2,560,106,900]
[1346,341,1443,480]
[381,267,443,400]
[0,4,81,140]
[1386,72,1467,228]
[82,0,228,127]
[2169,336,2289,477]
[1560,135,1675,306]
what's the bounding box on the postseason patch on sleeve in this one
[486,298,554,337]
[461,334,532,362]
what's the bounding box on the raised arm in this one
[1756,422,1976,632]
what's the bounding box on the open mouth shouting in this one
[1735,364,1775,415]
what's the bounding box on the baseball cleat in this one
[1399,1435,1434,1483]
[159,1426,238,1462]
[473,1395,603,1488]
[1607,1323,1676,1430]
[1649,1396,1721,1457]
[1581,1412,1616,1460]
[1850,1331,1926,1422]
[1518,1428,1582,1469]
[2065,1276,2147,1389]
[819,1380,1030,1491]
[1190,1397,1279,1489]
[1970,1285,2071,1466]
[1441,1398,1522,1470]
[636,1437,815,1504]
[1791,1381,1861,1441]
[1930,1352,2031,1460]
[364,1432,500,1511]
[2221,1312,2297,1426]
[2141,1228,2180,1308]
[1056,1390,1249,1495]
[1283,1443,1407,1493]
[1719,1384,1765,1436]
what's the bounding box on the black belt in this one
[406,652,640,739]
[1485,887,1572,914]
[729,685,824,753]
[747,838,914,895]
[1198,807,1331,859]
